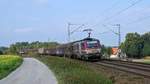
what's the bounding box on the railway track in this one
[94,60,150,78]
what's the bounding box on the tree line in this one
[121,32,150,58]
[0,41,59,55]
[0,32,150,58]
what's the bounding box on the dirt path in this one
[0,58,57,84]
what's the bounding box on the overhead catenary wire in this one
[102,24,119,35]
[67,1,121,40]
[104,0,120,12]
[104,0,143,21]
[70,24,85,34]
[95,0,121,18]
[67,23,85,42]
[126,15,150,25]
[89,0,143,29]
[83,0,121,29]
[99,30,111,35]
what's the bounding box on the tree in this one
[142,43,150,56]
[122,32,143,58]
[0,47,8,54]
[8,44,17,54]
[101,45,112,58]
[120,42,125,53]
[142,32,150,56]
[6,41,59,54]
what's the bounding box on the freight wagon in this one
[38,37,102,60]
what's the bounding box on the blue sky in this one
[0,0,150,46]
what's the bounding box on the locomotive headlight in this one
[85,49,94,54]
[84,49,101,54]
[84,50,90,54]
[85,50,89,54]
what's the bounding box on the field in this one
[143,56,150,64]
[0,55,23,79]
[36,56,112,84]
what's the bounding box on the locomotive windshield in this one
[86,41,99,48]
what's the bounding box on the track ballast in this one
[94,60,150,78]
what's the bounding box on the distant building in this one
[110,47,119,58]
[110,47,127,59]
[111,48,119,55]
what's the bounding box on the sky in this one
[0,0,150,47]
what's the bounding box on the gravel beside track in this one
[95,60,150,78]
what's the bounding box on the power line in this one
[85,0,121,28]
[99,30,111,35]
[105,0,143,21]
[103,24,121,34]
[102,24,121,47]
[70,24,85,34]
[103,24,118,35]
[67,23,85,42]
[126,15,150,25]
[99,0,121,16]
[115,24,121,47]
[89,0,143,29]
[67,1,123,38]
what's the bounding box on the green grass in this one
[0,55,23,79]
[36,56,112,84]
[142,61,150,64]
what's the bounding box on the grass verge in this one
[36,56,112,84]
[142,61,150,64]
[0,55,23,79]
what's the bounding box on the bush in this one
[121,33,143,58]
[0,55,23,79]
[142,42,150,56]
[101,45,112,58]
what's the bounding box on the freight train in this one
[38,37,102,60]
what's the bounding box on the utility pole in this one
[67,23,71,42]
[67,23,85,42]
[114,24,121,59]
[103,24,121,47]
[66,22,85,58]
[115,24,121,47]
[102,24,121,59]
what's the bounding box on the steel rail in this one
[94,61,150,78]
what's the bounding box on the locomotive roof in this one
[56,37,99,48]
[71,37,99,43]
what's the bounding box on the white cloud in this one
[14,28,34,33]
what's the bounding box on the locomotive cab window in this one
[86,41,99,48]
